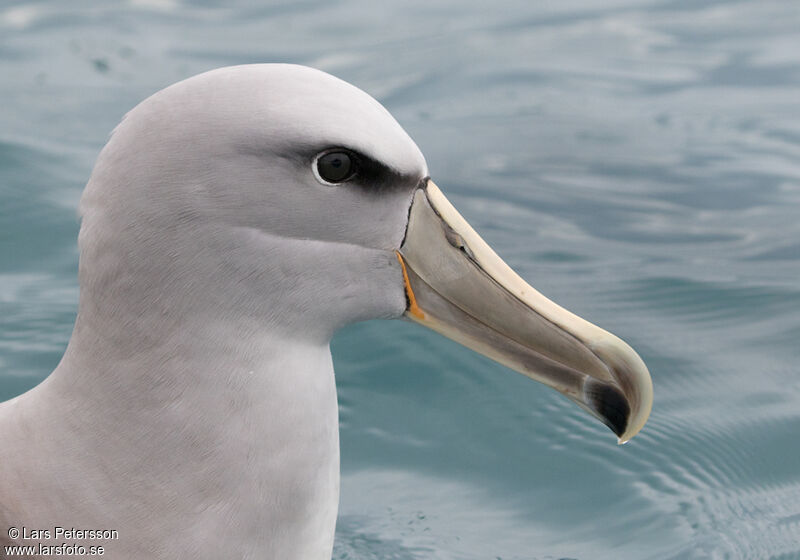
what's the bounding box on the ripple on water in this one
[0,141,80,391]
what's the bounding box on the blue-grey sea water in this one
[2,1,800,558]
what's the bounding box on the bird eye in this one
[315,151,356,184]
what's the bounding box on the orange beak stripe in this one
[395,251,426,320]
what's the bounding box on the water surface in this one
[2,1,800,558]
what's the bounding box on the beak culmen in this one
[396,180,652,443]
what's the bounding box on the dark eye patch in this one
[306,145,418,194]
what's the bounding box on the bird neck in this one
[5,314,341,559]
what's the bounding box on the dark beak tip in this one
[584,380,631,438]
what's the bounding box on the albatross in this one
[0,64,652,559]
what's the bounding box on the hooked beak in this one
[396,180,652,443]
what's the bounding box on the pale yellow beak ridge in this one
[397,180,653,443]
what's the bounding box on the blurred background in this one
[1,1,800,558]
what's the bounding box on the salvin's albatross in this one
[0,64,652,559]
